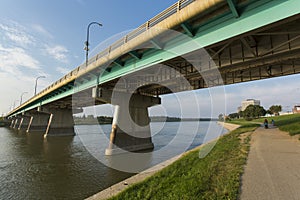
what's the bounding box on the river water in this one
[0,121,226,199]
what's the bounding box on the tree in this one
[243,105,266,119]
[228,113,239,119]
[269,105,282,116]
[218,114,224,121]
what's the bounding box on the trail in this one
[240,126,300,200]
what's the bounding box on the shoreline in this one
[86,122,239,200]
[217,121,240,132]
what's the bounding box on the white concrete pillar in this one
[18,118,24,130]
[13,118,18,129]
[10,119,14,128]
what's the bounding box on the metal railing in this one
[11,0,196,115]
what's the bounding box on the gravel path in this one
[240,126,300,200]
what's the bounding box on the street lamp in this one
[20,92,28,105]
[34,76,46,95]
[84,22,102,67]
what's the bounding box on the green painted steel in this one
[8,0,300,117]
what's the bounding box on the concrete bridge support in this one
[18,115,32,131]
[28,108,75,137]
[10,118,15,128]
[105,94,161,155]
[28,111,51,133]
[45,108,75,137]
[12,117,21,129]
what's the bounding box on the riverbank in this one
[217,121,240,131]
[87,122,255,199]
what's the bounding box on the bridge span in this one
[6,0,300,155]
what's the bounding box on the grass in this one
[228,114,300,136]
[109,123,259,200]
[268,114,300,136]
[248,114,300,136]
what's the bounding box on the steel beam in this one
[226,0,239,18]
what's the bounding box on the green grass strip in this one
[109,123,259,200]
[233,114,300,136]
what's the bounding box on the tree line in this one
[219,105,282,121]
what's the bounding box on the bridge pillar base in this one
[29,112,50,132]
[105,94,160,156]
[28,108,75,136]
[18,115,32,131]
[45,108,75,137]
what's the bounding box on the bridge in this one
[6,0,300,155]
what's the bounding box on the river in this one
[0,121,226,199]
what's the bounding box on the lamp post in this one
[20,92,28,106]
[34,76,46,96]
[84,22,102,67]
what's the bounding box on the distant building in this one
[293,105,300,113]
[241,99,260,111]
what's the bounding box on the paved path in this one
[240,126,300,200]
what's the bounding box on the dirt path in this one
[240,125,300,200]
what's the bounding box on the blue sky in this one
[0,0,300,117]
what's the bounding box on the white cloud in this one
[31,24,53,39]
[224,76,300,113]
[56,66,71,74]
[0,19,74,114]
[0,22,35,46]
[0,45,40,73]
[45,45,69,63]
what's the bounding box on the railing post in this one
[177,0,182,12]
[124,35,128,43]
[146,21,150,30]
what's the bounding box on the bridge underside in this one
[26,13,300,109]
[72,14,300,104]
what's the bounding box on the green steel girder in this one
[113,60,125,68]
[150,39,163,49]
[8,0,300,117]
[86,72,98,79]
[129,51,142,60]
[226,0,239,18]
[181,22,194,37]
[105,68,112,72]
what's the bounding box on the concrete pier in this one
[46,108,75,136]
[28,111,51,133]
[25,108,75,136]
[105,93,161,155]
[18,115,32,131]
